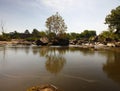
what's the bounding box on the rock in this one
[115,42,120,47]
[27,84,62,91]
[35,40,43,46]
[36,37,49,46]
[40,37,49,44]
[51,38,69,46]
[107,43,115,47]
[58,38,69,46]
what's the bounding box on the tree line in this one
[0,29,97,40]
[0,6,120,44]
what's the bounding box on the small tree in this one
[24,30,30,34]
[32,29,40,37]
[0,20,5,34]
[46,12,67,36]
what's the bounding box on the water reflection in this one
[0,46,7,65]
[1,45,120,91]
[1,45,120,85]
[32,46,96,56]
[103,48,120,84]
[45,55,66,74]
[32,47,67,74]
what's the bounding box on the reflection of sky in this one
[0,0,120,34]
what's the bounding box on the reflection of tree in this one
[32,47,39,55]
[33,47,96,75]
[46,55,66,74]
[103,49,120,84]
[38,47,67,74]
[0,46,7,65]
[38,47,68,57]
[39,47,49,56]
[23,46,30,54]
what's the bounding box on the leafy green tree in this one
[11,31,20,39]
[69,32,80,39]
[0,34,10,41]
[98,30,118,42]
[47,32,56,40]
[39,31,47,37]
[32,29,40,37]
[80,30,96,39]
[46,12,67,36]
[66,33,71,39]
[105,6,120,33]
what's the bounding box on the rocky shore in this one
[0,39,120,49]
[0,39,33,46]
[69,42,120,48]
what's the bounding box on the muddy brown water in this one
[0,46,120,91]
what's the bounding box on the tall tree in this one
[0,20,6,34]
[105,6,120,33]
[46,12,67,35]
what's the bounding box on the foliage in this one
[0,35,9,41]
[46,12,67,36]
[98,30,119,42]
[61,30,96,40]
[47,32,56,41]
[10,31,20,39]
[105,6,120,33]
[39,31,47,37]
[0,33,11,41]
[80,30,96,39]
[32,29,40,37]
[104,6,120,41]
[69,32,80,39]
[25,37,36,42]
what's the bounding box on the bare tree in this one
[0,20,6,34]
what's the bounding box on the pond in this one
[0,45,120,91]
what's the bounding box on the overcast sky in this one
[0,0,120,34]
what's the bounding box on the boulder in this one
[107,43,115,47]
[27,84,62,91]
[115,42,120,47]
[40,37,49,44]
[36,37,49,46]
[58,38,69,46]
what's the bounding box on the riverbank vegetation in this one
[0,6,120,46]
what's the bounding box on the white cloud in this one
[40,0,103,12]
[41,0,74,11]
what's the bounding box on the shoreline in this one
[0,40,120,48]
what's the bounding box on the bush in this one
[0,35,11,41]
